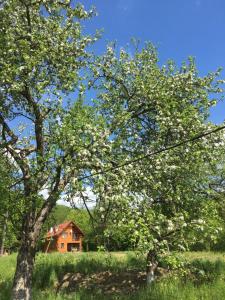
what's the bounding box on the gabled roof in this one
[46,221,84,238]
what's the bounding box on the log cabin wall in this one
[57,224,83,253]
[43,221,83,253]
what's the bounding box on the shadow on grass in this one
[32,252,145,290]
[189,258,225,284]
[0,281,12,300]
[2,253,225,300]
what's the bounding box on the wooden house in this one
[43,221,84,253]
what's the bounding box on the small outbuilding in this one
[43,221,84,253]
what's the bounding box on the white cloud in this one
[67,186,96,208]
[39,188,49,200]
[39,186,96,208]
[57,198,71,207]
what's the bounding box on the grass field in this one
[1,251,225,299]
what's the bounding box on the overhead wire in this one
[80,123,225,181]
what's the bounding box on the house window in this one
[61,243,64,249]
[62,231,68,238]
[72,233,78,240]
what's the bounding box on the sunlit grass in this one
[1,251,225,299]
[182,251,225,262]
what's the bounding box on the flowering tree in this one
[1,1,225,297]
[91,44,225,284]
[0,1,112,299]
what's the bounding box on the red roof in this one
[46,221,84,238]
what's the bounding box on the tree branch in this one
[21,86,44,158]
[0,113,18,148]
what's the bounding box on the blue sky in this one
[82,0,225,124]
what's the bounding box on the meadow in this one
[1,252,225,300]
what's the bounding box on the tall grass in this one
[1,252,225,300]
[33,251,144,290]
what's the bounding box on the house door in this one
[67,243,80,252]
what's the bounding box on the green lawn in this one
[1,251,225,300]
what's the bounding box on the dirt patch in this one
[57,270,147,295]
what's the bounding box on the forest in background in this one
[2,203,225,254]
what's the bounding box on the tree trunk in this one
[0,211,8,256]
[146,250,158,285]
[11,222,36,300]
[86,241,89,252]
[11,193,58,300]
